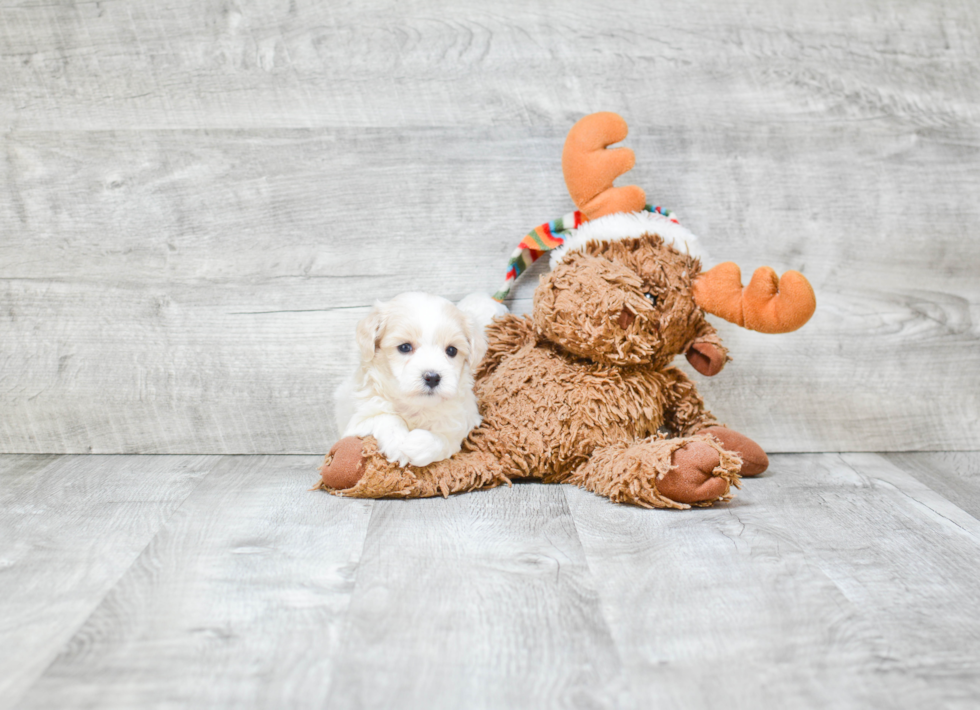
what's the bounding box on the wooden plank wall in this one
[1,0,978,454]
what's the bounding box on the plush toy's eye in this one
[644,292,658,306]
[446,346,458,358]
[397,343,413,354]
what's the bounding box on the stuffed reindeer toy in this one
[318,112,816,508]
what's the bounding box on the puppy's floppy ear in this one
[355,302,386,363]
[455,292,506,367]
[464,313,488,366]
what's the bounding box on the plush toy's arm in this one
[662,367,720,437]
[319,435,511,498]
[474,313,538,380]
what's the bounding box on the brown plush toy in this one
[317,112,816,508]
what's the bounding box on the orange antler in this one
[562,112,647,221]
[692,263,816,334]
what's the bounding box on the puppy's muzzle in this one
[422,371,441,389]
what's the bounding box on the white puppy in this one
[334,292,501,468]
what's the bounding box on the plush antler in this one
[693,263,816,334]
[562,112,647,221]
[563,112,816,333]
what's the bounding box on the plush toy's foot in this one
[702,426,769,476]
[319,436,368,490]
[567,435,740,509]
[657,441,732,504]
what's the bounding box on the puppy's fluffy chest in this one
[398,403,462,434]
[367,384,477,440]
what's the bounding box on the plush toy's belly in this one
[474,343,669,479]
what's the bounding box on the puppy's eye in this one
[397,343,413,354]
[445,346,458,358]
[644,292,658,306]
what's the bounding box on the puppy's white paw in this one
[394,429,449,468]
[352,416,411,466]
[376,433,415,467]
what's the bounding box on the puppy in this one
[334,292,494,468]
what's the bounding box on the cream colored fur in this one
[334,292,487,467]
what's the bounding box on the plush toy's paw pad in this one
[702,426,769,476]
[659,441,730,504]
[319,436,368,490]
[685,340,727,377]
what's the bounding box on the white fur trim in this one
[548,211,708,269]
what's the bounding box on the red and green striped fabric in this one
[492,211,583,302]
[492,205,676,302]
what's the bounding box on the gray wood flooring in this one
[2,452,979,710]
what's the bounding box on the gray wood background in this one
[2,0,979,454]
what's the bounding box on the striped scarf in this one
[492,205,677,302]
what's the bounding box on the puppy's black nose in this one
[422,371,441,388]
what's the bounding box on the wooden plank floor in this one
[2,453,979,709]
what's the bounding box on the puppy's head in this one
[356,292,485,408]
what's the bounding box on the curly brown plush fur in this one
[318,232,770,509]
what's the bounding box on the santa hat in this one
[492,205,705,303]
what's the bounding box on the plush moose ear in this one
[355,303,386,363]
[685,341,727,377]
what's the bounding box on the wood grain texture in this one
[565,453,980,709]
[2,0,980,453]
[0,454,219,710]
[884,452,980,521]
[324,484,631,710]
[6,453,980,708]
[0,0,977,131]
[1,126,978,453]
[15,455,374,710]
